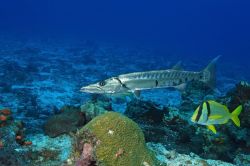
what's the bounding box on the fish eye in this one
[99,81,106,86]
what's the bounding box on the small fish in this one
[191,100,242,134]
[81,56,221,98]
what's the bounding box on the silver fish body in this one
[117,70,203,91]
[80,56,220,94]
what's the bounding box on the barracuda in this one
[80,56,220,97]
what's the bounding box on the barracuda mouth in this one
[80,85,105,93]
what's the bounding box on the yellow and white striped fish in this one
[191,100,242,134]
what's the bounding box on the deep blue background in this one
[0,0,250,62]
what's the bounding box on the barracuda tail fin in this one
[202,55,221,89]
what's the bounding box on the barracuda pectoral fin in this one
[108,92,133,102]
[207,125,217,134]
[133,90,141,99]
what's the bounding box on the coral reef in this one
[148,143,234,166]
[234,153,250,166]
[26,134,73,166]
[1,39,250,165]
[44,106,86,137]
[0,148,28,166]
[121,81,250,164]
[125,100,167,124]
[0,108,31,149]
[0,108,12,127]
[124,99,201,155]
[68,112,159,166]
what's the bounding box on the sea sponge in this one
[71,112,159,166]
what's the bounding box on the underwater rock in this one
[125,100,171,146]
[226,81,250,109]
[44,106,86,138]
[125,100,167,124]
[69,112,159,166]
[234,153,250,166]
[182,81,215,105]
[26,134,73,166]
[147,142,234,166]
[0,108,31,148]
[162,107,204,155]
[125,100,203,155]
[0,148,27,166]
[194,127,237,163]
[80,100,110,122]
[218,81,250,148]
[0,120,23,149]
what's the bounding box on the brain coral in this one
[72,112,159,166]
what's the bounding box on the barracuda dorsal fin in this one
[202,55,221,89]
[172,61,183,71]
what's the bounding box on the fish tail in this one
[201,55,221,89]
[231,105,242,127]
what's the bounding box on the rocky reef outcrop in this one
[80,99,110,122]
[44,106,86,138]
[148,143,235,166]
[119,81,250,165]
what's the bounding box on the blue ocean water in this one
[0,0,250,165]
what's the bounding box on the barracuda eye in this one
[99,80,106,86]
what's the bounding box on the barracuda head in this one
[80,77,127,94]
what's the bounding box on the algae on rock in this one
[44,106,86,138]
[71,112,159,166]
[80,101,109,122]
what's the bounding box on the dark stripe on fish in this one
[114,77,129,89]
[155,80,158,87]
[195,103,203,122]
[205,101,211,121]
